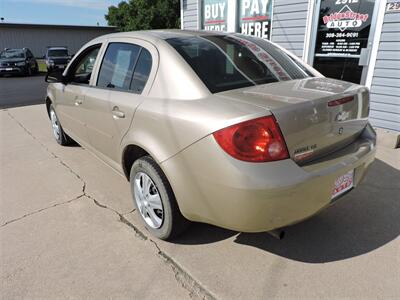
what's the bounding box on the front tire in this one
[130,156,189,240]
[49,104,73,145]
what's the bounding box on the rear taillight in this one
[213,115,289,162]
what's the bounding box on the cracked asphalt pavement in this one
[1,104,400,299]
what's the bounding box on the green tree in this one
[105,0,180,31]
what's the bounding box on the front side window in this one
[97,43,140,90]
[71,46,100,84]
[166,35,312,93]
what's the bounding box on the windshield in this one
[48,49,69,57]
[166,35,312,93]
[0,49,25,59]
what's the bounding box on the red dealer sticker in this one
[331,169,354,199]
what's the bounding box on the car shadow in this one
[65,140,80,147]
[175,159,400,263]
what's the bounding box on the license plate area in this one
[331,169,354,200]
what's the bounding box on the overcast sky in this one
[0,0,122,26]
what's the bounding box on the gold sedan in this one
[45,30,376,240]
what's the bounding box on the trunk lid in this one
[217,77,370,163]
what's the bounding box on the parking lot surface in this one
[0,75,47,109]
[1,103,399,298]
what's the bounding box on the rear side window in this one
[130,48,152,94]
[97,43,140,90]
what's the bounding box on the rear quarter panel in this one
[120,95,270,164]
[120,37,270,166]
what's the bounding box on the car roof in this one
[142,29,226,39]
[92,29,227,44]
[3,48,25,51]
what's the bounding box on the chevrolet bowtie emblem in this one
[336,111,350,122]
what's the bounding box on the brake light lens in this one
[213,115,289,162]
[328,96,354,107]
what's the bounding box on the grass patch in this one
[37,60,47,73]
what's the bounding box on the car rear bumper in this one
[161,123,376,232]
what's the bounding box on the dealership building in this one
[0,23,116,58]
[181,0,400,142]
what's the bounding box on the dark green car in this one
[0,48,38,76]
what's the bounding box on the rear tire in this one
[130,156,189,240]
[49,104,73,146]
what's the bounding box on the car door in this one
[55,44,103,145]
[84,38,157,165]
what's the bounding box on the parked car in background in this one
[45,30,376,240]
[0,48,38,76]
[45,46,71,72]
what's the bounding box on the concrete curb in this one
[375,127,400,149]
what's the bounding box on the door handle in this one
[112,106,125,119]
[75,99,83,106]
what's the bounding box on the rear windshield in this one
[48,49,69,57]
[0,49,25,59]
[166,35,312,93]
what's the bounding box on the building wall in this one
[270,0,309,58]
[369,1,400,132]
[184,0,400,133]
[0,24,116,57]
[181,0,309,57]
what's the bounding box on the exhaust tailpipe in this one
[268,229,285,240]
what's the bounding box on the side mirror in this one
[45,69,67,84]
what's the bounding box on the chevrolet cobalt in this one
[45,30,376,240]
